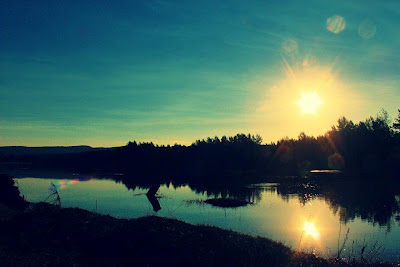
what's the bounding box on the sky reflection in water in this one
[16,177,400,262]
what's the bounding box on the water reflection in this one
[303,221,320,240]
[14,171,400,230]
[15,175,400,261]
[146,183,161,212]
[252,180,400,230]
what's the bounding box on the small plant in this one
[337,228,350,259]
[43,182,62,208]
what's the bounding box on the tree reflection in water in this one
[116,173,400,230]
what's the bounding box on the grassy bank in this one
[0,203,396,266]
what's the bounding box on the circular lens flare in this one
[358,19,376,40]
[282,38,298,55]
[327,15,346,34]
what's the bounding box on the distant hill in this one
[0,146,111,156]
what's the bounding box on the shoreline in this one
[1,202,397,266]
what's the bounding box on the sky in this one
[1,0,399,147]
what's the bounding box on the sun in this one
[303,221,320,240]
[296,92,323,115]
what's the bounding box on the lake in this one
[16,176,400,262]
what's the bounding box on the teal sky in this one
[1,0,399,147]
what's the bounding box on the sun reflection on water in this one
[303,221,320,240]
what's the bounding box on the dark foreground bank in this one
[0,203,396,267]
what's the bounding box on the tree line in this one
[2,109,399,183]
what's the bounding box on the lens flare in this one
[328,153,345,169]
[358,19,376,40]
[54,177,90,190]
[282,38,298,55]
[302,54,318,68]
[326,15,346,34]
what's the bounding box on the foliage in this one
[393,109,400,130]
[0,174,27,210]
[3,109,400,181]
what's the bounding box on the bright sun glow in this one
[253,56,361,140]
[303,221,320,240]
[296,92,323,115]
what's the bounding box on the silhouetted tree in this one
[3,109,399,181]
[394,109,400,130]
[0,174,27,210]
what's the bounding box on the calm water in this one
[16,177,400,262]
